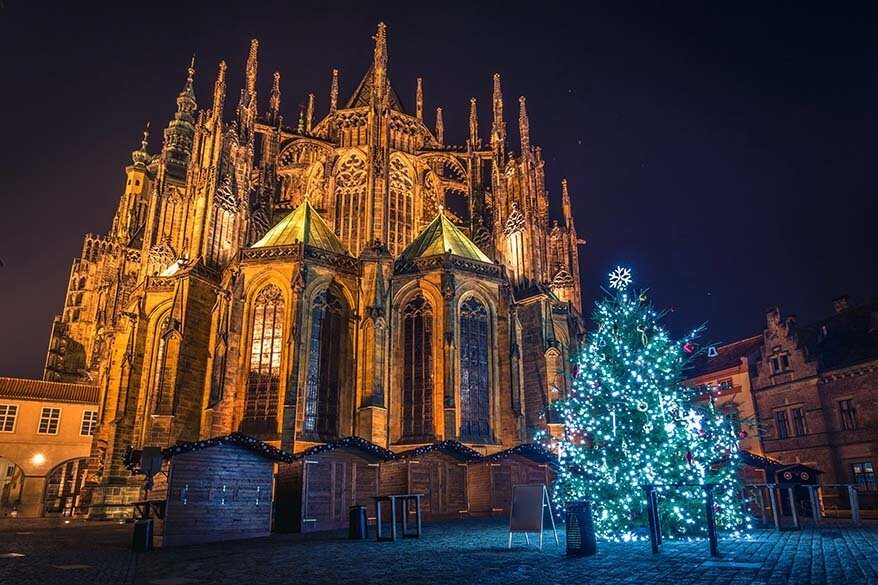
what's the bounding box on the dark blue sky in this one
[1,1,876,378]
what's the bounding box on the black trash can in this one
[566,501,597,556]
[132,518,154,552]
[349,505,368,540]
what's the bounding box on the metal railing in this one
[743,483,863,529]
[640,484,721,557]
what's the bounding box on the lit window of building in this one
[80,410,98,436]
[0,404,17,432]
[38,408,61,435]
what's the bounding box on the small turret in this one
[491,73,506,153]
[131,122,151,167]
[268,71,281,125]
[416,77,423,121]
[329,68,339,114]
[469,98,480,149]
[436,107,444,146]
[518,96,530,154]
[305,93,315,133]
[237,40,259,145]
[161,57,198,178]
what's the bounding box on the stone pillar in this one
[441,267,457,440]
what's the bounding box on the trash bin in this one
[349,505,367,540]
[566,501,597,556]
[132,518,154,552]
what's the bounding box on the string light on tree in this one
[544,267,750,540]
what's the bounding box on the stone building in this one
[750,297,878,499]
[40,24,586,513]
[0,377,99,517]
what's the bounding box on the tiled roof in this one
[0,377,99,404]
[398,212,491,263]
[687,336,762,378]
[251,199,350,256]
[797,301,878,371]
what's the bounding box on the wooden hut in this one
[274,437,397,533]
[380,441,484,520]
[466,443,557,516]
[159,433,293,546]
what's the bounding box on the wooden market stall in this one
[466,443,557,516]
[380,441,484,520]
[158,433,294,547]
[274,437,398,533]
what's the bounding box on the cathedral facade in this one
[43,24,585,511]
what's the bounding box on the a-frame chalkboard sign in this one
[507,484,559,550]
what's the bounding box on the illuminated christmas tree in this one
[549,267,749,540]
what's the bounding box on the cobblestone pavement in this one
[1,517,877,584]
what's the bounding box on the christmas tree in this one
[548,267,749,540]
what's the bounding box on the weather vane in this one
[608,266,632,290]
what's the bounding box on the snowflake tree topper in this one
[608,266,632,290]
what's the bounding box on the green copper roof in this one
[399,212,491,263]
[251,199,350,255]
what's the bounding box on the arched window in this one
[388,157,414,255]
[334,154,367,255]
[402,294,434,440]
[243,285,284,435]
[303,289,346,438]
[150,316,178,415]
[459,297,490,439]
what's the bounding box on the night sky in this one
[1,2,876,379]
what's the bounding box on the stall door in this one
[351,462,380,520]
[302,460,347,531]
[444,462,468,515]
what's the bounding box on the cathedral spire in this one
[492,73,505,145]
[436,107,444,146]
[212,61,227,121]
[416,77,423,121]
[371,22,388,107]
[329,68,339,114]
[518,95,530,154]
[305,93,315,133]
[268,71,281,124]
[469,97,479,148]
[245,39,258,94]
[561,179,573,229]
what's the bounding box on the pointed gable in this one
[251,199,350,256]
[398,212,492,263]
[344,62,406,112]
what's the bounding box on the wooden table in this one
[373,494,424,541]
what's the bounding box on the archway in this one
[0,457,24,517]
[43,458,88,516]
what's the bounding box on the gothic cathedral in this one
[43,24,585,509]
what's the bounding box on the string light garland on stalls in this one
[123,432,296,473]
[295,436,399,461]
[398,440,485,461]
[485,443,559,467]
[543,267,750,541]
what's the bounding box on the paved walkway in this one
[1,517,877,584]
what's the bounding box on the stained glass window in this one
[459,297,490,439]
[402,295,433,440]
[303,289,345,438]
[244,285,284,434]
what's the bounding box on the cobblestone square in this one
[1,518,877,584]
